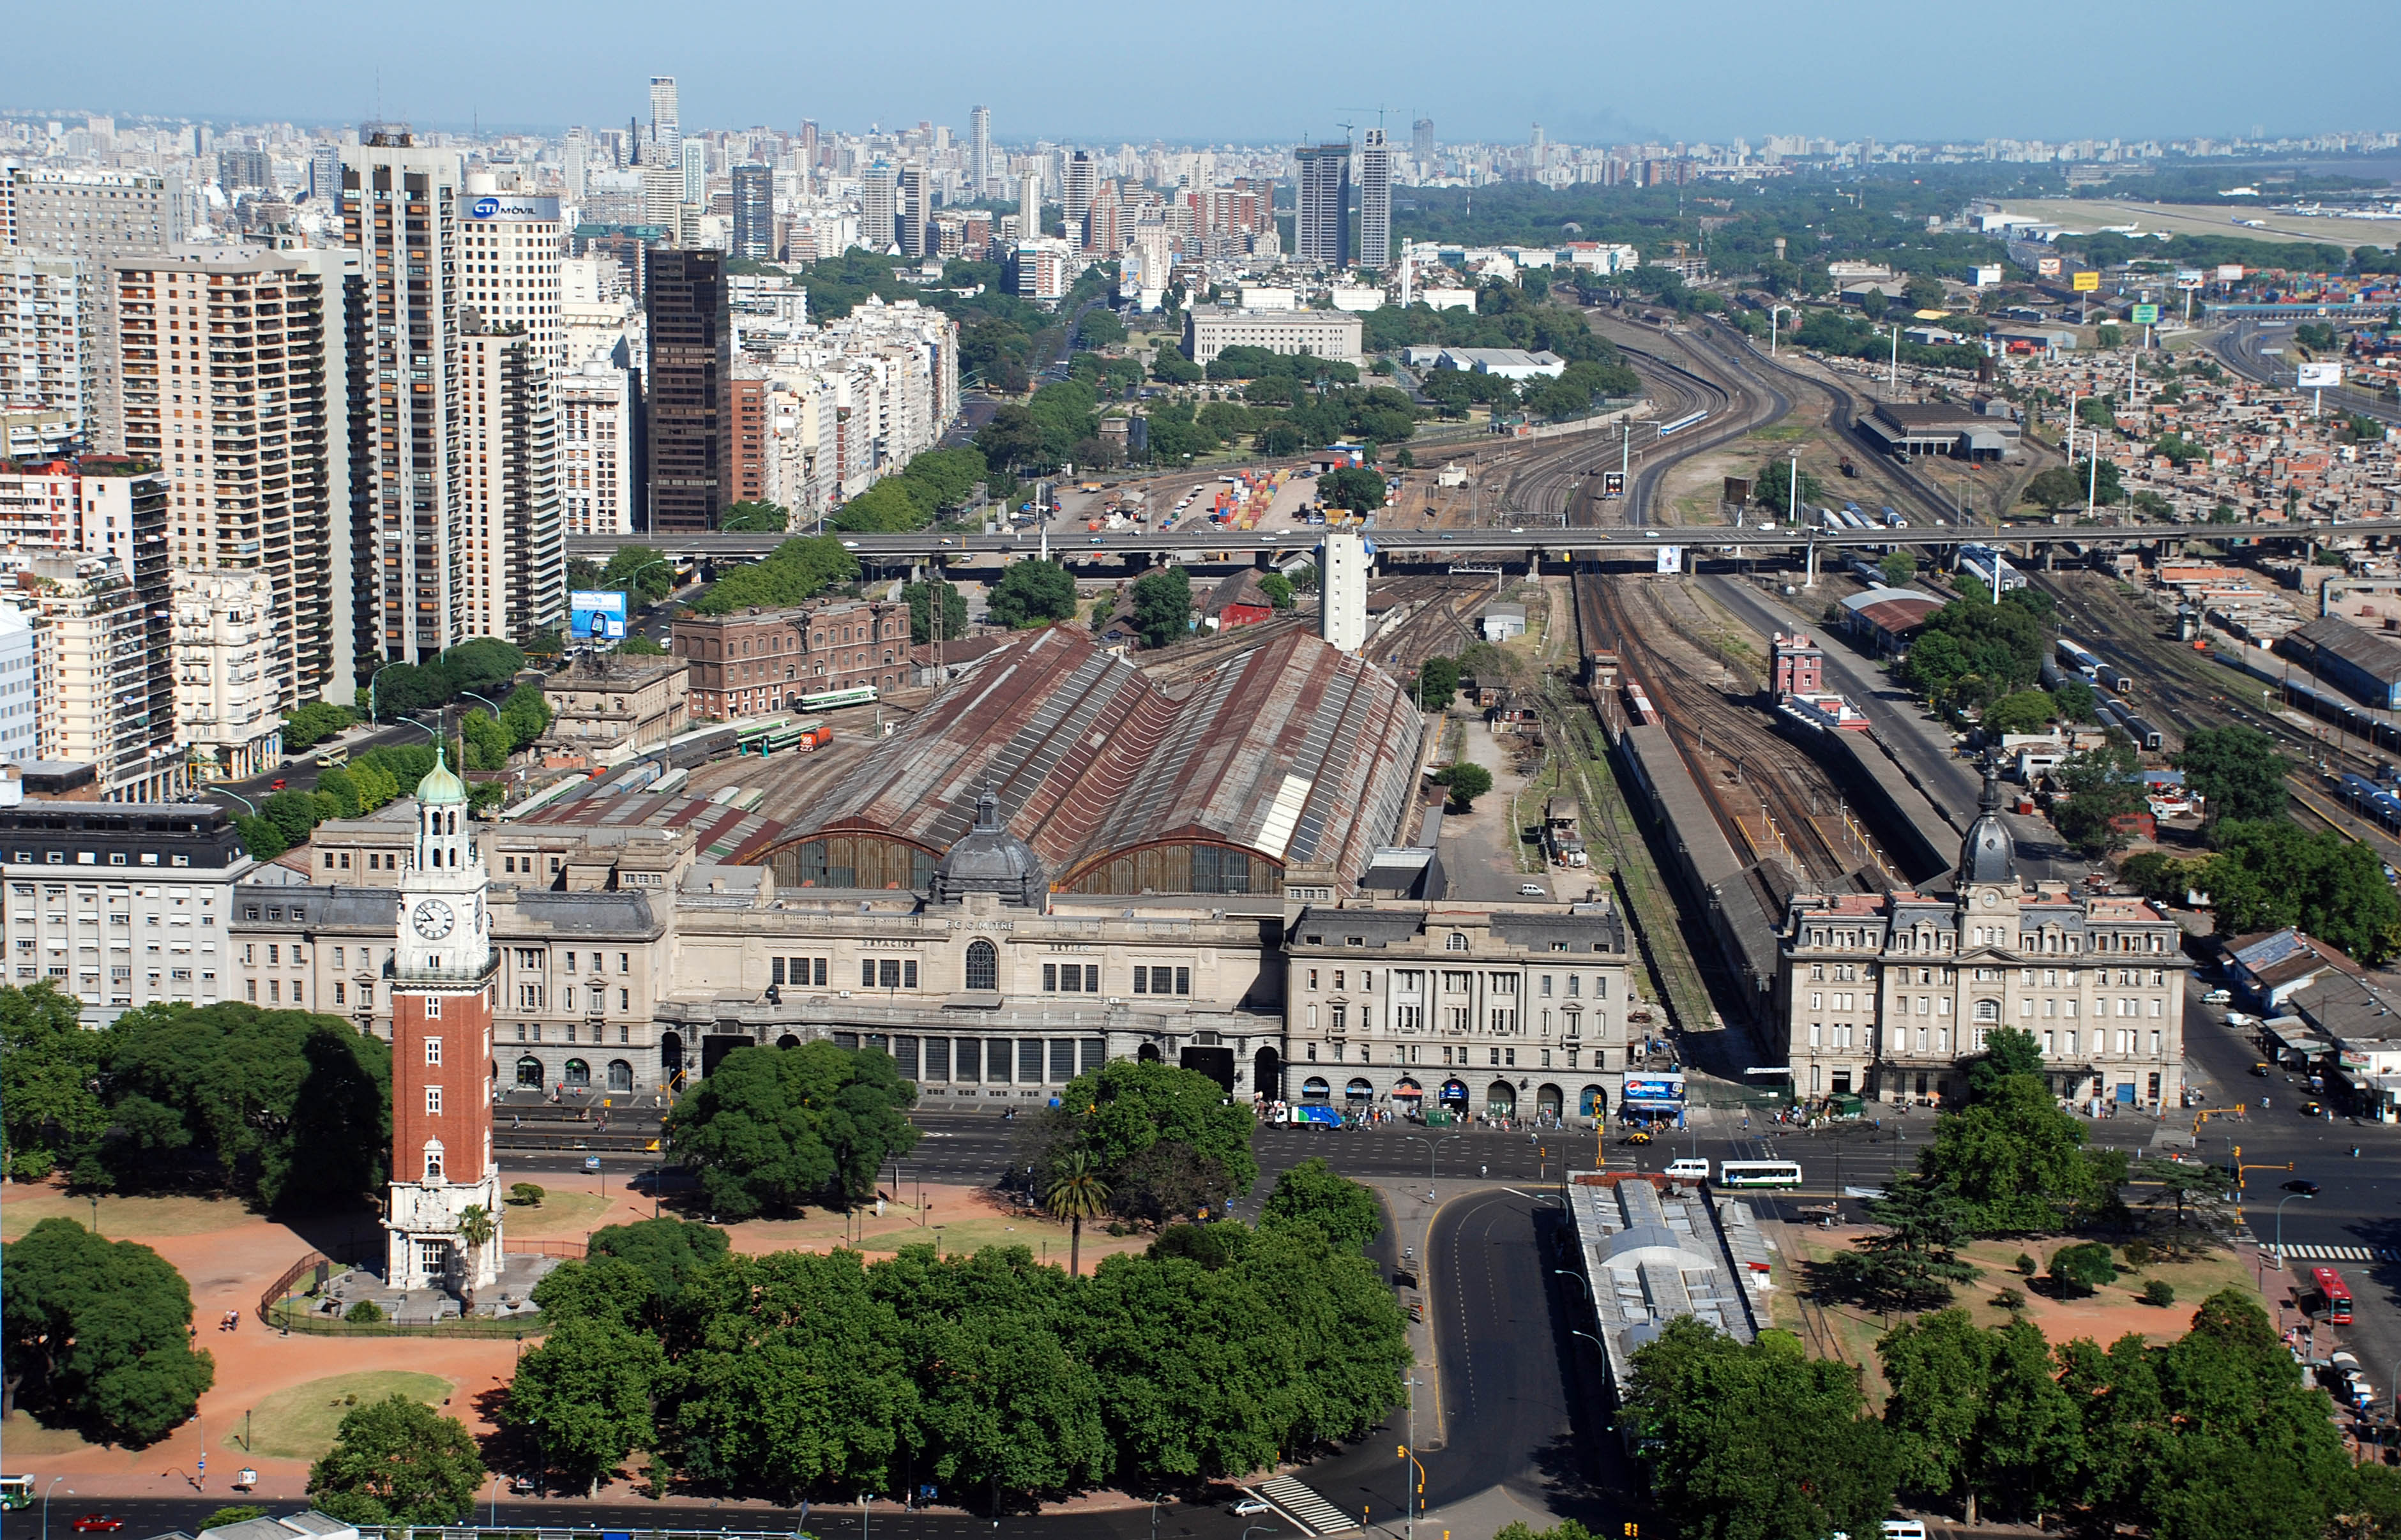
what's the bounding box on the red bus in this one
[2311,1267,2354,1325]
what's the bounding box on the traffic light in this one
[1624,1525,1640,1539]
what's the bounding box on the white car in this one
[2203,988,2232,1005]
[1231,1500,1273,1516]
[1519,883,1547,896]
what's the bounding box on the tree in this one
[686,536,858,615]
[235,815,289,862]
[1877,1308,1992,1518]
[1964,1025,2046,1106]
[1257,571,1294,610]
[904,580,969,645]
[282,701,356,753]
[598,545,676,605]
[2024,465,2087,513]
[1415,655,1460,710]
[1259,1157,1383,1251]
[1319,466,1386,515]
[1623,1317,1896,1540]
[721,499,790,534]
[2072,456,2125,507]
[1020,1059,1259,1221]
[1852,1177,1982,1308]
[617,635,667,656]
[1980,690,2056,737]
[199,1509,266,1530]
[2128,1157,2236,1258]
[3,1218,215,1443]
[1919,1073,2112,1234]
[1435,762,1494,810]
[307,1394,486,1525]
[2174,725,2289,826]
[1044,1149,1112,1277]
[1128,568,1192,649]
[2200,820,2401,963]
[2050,676,2097,723]
[439,637,526,695]
[587,1218,729,1307]
[2052,737,2147,857]
[504,1316,665,1493]
[1879,550,1917,588]
[985,559,1077,628]
[458,708,511,773]
[663,1041,920,1218]
[2048,1241,2118,1298]
[0,984,106,1181]
[499,684,552,751]
[1753,458,1824,517]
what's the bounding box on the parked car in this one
[2203,988,2232,1005]
[1231,1500,1273,1517]
[72,1518,124,1533]
[1519,883,1547,896]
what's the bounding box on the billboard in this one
[2298,362,2344,388]
[1623,1075,1687,1104]
[1601,470,1626,500]
[1655,545,1683,575]
[2130,303,2160,324]
[2216,264,2246,282]
[2072,270,2101,293]
[2037,257,2063,278]
[467,194,561,221]
[570,590,630,640]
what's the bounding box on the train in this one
[1656,409,1709,437]
[2338,773,2401,833]
[2095,664,2135,698]
[1623,681,1662,729]
[665,723,741,769]
[2056,638,2102,677]
[2096,700,2165,752]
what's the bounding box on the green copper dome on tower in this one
[416,747,467,806]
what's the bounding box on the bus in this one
[2311,1266,2354,1325]
[798,684,879,713]
[314,745,349,769]
[1716,1160,1804,1188]
[0,1477,32,1511]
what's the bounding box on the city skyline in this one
[11,0,2401,147]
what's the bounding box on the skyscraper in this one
[1019,170,1041,239]
[681,139,706,207]
[731,163,773,260]
[969,106,992,199]
[644,248,731,533]
[457,317,563,644]
[1294,143,1351,269]
[897,163,930,259]
[649,76,681,165]
[1412,117,1435,164]
[342,127,472,673]
[1063,151,1096,238]
[1357,130,1393,273]
[860,162,898,251]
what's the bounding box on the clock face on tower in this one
[411,899,456,939]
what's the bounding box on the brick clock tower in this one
[384,752,503,1294]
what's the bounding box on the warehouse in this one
[768,626,1427,898]
[2285,616,2401,712]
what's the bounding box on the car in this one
[2284,1178,2321,1196]
[1231,1500,1274,1517]
[2203,988,2232,1004]
[1519,883,1547,896]
[840,540,860,549]
[1644,529,1659,538]
[2253,1062,2273,1076]
[269,778,287,790]
[1440,534,1455,541]
[1424,504,1437,515]
[2300,1101,2324,1118]
[1619,1128,1653,1145]
[72,1518,124,1533]
[1088,536,1103,545]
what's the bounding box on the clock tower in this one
[384,751,503,1295]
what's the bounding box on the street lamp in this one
[40,1477,68,1540]
[2274,1189,2314,1264]
[367,660,412,724]
[1768,304,1796,358]
[1552,1268,1589,1299]
[1403,1131,1459,1195]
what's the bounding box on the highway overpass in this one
[568,517,2391,565]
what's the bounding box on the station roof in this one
[796,625,1425,892]
[2294,615,2401,688]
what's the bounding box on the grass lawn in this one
[1787,1226,2266,1407]
[0,1186,255,1242]
[239,1371,457,1461]
[0,1408,100,1456]
[497,1188,615,1237]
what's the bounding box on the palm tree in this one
[1043,1151,1112,1278]
[455,1204,496,1310]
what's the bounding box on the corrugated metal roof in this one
[791,625,1425,890]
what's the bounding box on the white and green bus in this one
[1716,1159,1803,1189]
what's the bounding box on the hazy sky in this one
[17,0,2401,147]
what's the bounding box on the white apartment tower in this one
[342,128,471,674]
[559,360,635,536]
[970,106,993,198]
[0,166,176,257]
[171,568,280,779]
[1358,130,1393,273]
[0,604,33,765]
[457,320,563,645]
[1320,529,1368,653]
[1063,152,1096,237]
[649,77,681,167]
[458,179,566,378]
[1,250,94,458]
[860,163,898,252]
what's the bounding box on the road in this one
[2212,319,2401,427]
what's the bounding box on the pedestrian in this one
[1480,1163,1488,1179]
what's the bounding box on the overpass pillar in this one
[1804,540,1818,589]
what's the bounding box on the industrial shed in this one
[1841,587,1945,654]
[766,626,1427,898]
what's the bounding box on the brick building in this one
[670,598,909,718]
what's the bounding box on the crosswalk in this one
[1254,1476,1360,1535]
[2273,1244,2395,1263]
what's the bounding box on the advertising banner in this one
[2072,271,2101,293]
[2297,362,2344,388]
[2037,257,2063,278]
[1623,1075,1687,1104]
[1655,546,1683,575]
[2130,303,2160,324]
[570,590,630,640]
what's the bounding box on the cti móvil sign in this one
[469,195,559,220]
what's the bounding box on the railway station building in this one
[670,598,910,718]
[1773,764,2190,1112]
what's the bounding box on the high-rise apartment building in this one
[860,162,897,252]
[731,376,766,504]
[1019,170,1041,241]
[1294,143,1352,269]
[0,605,34,766]
[559,359,636,536]
[644,248,731,532]
[342,128,470,674]
[103,247,352,718]
[562,131,589,203]
[309,144,342,204]
[1063,152,1096,237]
[1413,118,1435,164]
[969,106,992,198]
[217,149,271,192]
[681,140,706,207]
[897,164,929,260]
[457,319,563,644]
[731,163,773,260]
[15,542,181,803]
[649,77,681,167]
[1357,130,1393,273]
[458,184,565,377]
[1,250,94,458]
[171,567,279,779]
[0,166,176,257]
